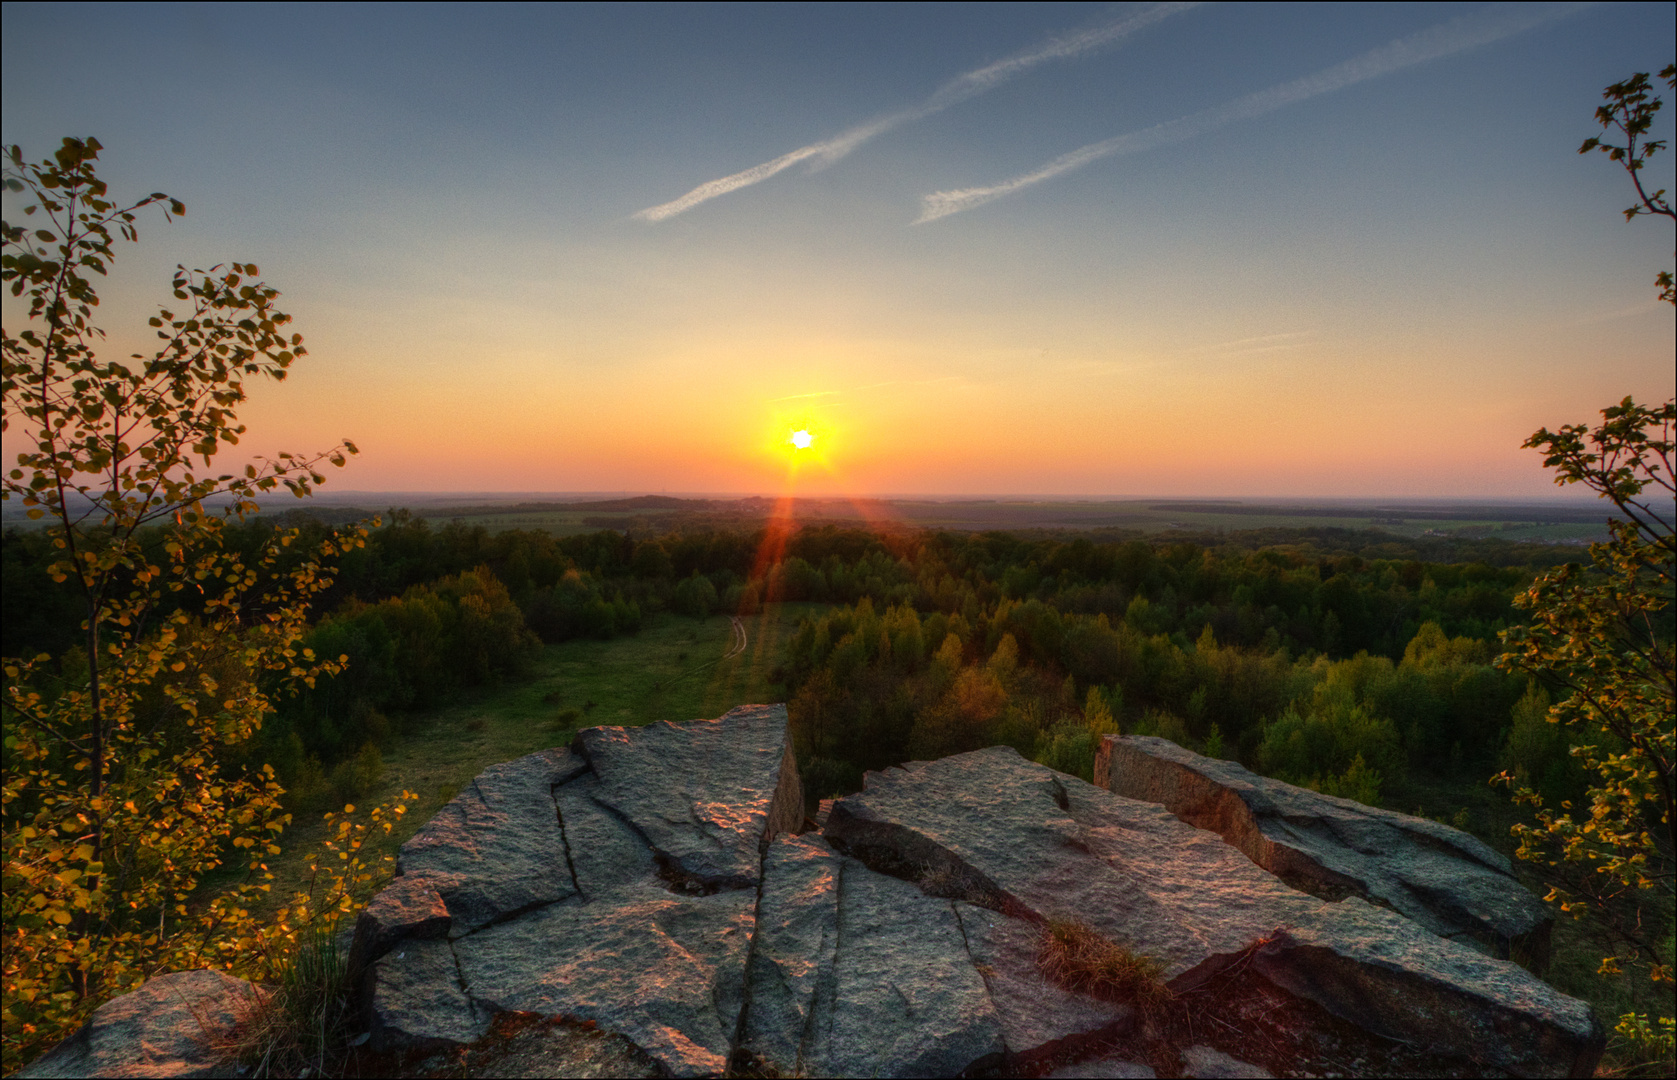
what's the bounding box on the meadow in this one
[252,603,819,918]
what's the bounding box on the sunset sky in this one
[2,2,1673,498]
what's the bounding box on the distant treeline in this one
[1145,502,1615,523]
[1,516,1592,811]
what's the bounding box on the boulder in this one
[823,746,1602,1078]
[826,747,1319,982]
[18,969,265,1079]
[1095,735,1551,967]
[457,1015,661,1078]
[366,937,490,1052]
[553,771,659,895]
[954,903,1133,1068]
[572,704,802,889]
[455,881,756,1077]
[348,871,451,978]
[740,833,1007,1077]
[397,747,586,935]
[353,705,805,1077]
[738,834,841,1073]
[1252,916,1597,1078]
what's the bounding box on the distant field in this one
[443,508,638,536]
[253,602,820,918]
[433,498,1612,545]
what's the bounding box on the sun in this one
[764,413,834,474]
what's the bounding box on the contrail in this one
[634,2,1201,222]
[1203,331,1313,351]
[917,2,1593,223]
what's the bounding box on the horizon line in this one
[186,490,1616,506]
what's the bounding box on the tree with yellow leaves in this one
[0,138,406,1072]
[1496,63,1675,1071]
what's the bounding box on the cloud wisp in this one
[1201,331,1313,351]
[917,2,1592,223]
[633,2,1201,222]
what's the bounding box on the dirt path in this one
[723,615,747,660]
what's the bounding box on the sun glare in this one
[763,411,838,479]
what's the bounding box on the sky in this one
[2,2,1673,498]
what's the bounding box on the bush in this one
[328,742,384,809]
[1035,718,1096,780]
[1257,684,1404,792]
[523,570,641,641]
[1314,753,1383,806]
[1130,707,1192,747]
[800,755,863,802]
[1500,685,1586,809]
[672,571,719,618]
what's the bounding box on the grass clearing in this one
[254,602,823,920]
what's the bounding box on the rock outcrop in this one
[395,748,587,935]
[361,704,803,1076]
[739,833,1008,1076]
[1094,735,1552,967]
[30,712,1604,1079]
[17,969,266,1079]
[824,745,1599,1078]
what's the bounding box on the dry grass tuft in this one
[211,922,357,1078]
[1038,918,1176,1014]
[916,863,962,897]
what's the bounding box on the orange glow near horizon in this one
[739,406,914,597]
[74,272,1669,500]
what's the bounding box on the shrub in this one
[1314,753,1383,806]
[672,572,719,618]
[1036,718,1095,780]
[1257,688,1403,791]
[1130,707,1192,746]
[799,755,863,802]
[327,743,384,808]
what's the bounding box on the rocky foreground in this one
[25,707,1603,1078]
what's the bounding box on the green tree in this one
[1578,63,1677,302]
[672,570,719,618]
[1496,63,1676,1070]
[0,138,377,1069]
[1497,401,1674,998]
